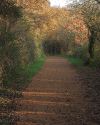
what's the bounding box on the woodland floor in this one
[15,56,100,125]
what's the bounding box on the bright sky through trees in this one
[49,0,73,7]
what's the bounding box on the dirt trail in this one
[15,56,95,125]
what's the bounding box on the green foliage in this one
[0,87,22,125]
[15,55,45,90]
[0,97,12,110]
[67,55,84,67]
[72,44,89,59]
[2,66,28,89]
[66,41,100,68]
[0,0,23,88]
[0,0,45,89]
[25,55,45,80]
[0,112,14,125]
[0,88,18,125]
[88,42,100,67]
[79,0,100,60]
[0,0,22,19]
[0,32,22,87]
[0,88,22,98]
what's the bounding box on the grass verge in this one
[26,55,45,80]
[3,55,46,90]
[66,55,84,67]
[16,55,46,90]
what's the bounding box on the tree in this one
[0,0,22,86]
[0,0,22,32]
[82,0,100,59]
[72,0,100,62]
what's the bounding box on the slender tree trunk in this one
[88,31,95,59]
[85,30,96,65]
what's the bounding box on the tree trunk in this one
[88,30,96,59]
[89,35,94,58]
[85,30,96,65]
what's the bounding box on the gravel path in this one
[15,56,99,125]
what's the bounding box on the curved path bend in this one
[15,56,88,125]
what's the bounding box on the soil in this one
[15,56,100,125]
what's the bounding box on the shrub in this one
[0,97,13,111]
[0,112,15,125]
[0,88,22,98]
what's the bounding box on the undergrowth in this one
[66,55,84,67]
[14,55,45,90]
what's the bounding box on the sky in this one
[49,0,73,7]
